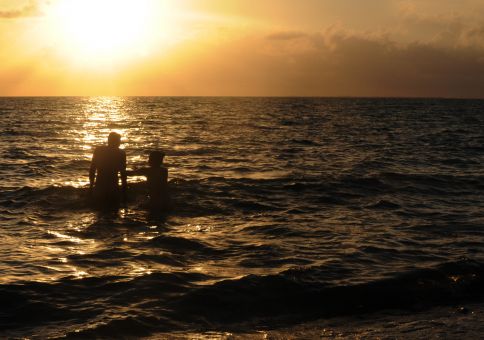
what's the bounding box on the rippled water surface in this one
[1,97,483,337]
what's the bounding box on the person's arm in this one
[89,148,98,192]
[120,151,127,195]
[162,167,168,186]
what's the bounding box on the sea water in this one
[0,97,483,337]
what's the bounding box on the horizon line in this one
[1,95,484,100]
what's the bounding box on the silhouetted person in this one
[89,132,127,207]
[128,151,169,209]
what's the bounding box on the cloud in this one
[319,33,484,98]
[0,0,42,19]
[2,16,484,98]
[395,0,484,48]
[266,31,307,41]
[132,27,484,98]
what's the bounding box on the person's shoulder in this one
[93,145,107,153]
[111,148,126,158]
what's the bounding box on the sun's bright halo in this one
[49,0,159,68]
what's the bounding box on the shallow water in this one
[1,97,484,337]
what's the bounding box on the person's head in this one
[107,132,121,148]
[148,151,165,168]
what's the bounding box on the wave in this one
[0,182,277,218]
[1,259,483,337]
[0,271,211,336]
[2,170,483,215]
[0,185,89,211]
[171,259,484,325]
[148,235,221,255]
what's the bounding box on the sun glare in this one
[56,0,149,52]
[47,0,177,69]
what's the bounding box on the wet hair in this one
[149,151,165,167]
[107,132,121,147]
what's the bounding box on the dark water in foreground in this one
[0,97,483,338]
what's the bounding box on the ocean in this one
[0,97,483,338]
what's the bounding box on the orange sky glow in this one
[1,0,484,97]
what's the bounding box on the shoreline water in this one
[150,302,484,339]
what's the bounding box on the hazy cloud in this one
[0,0,42,19]
[137,27,484,98]
[3,25,484,97]
[1,0,484,97]
[266,31,307,41]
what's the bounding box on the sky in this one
[1,0,484,97]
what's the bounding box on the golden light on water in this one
[47,230,88,244]
[80,97,128,155]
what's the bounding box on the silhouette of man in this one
[89,132,127,207]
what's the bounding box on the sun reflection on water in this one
[47,230,94,245]
[63,179,90,188]
[79,97,130,157]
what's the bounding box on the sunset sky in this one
[1,0,484,97]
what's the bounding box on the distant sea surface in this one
[1,97,483,338]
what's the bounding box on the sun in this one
[47,0,169,68]
[56,0,149,53]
